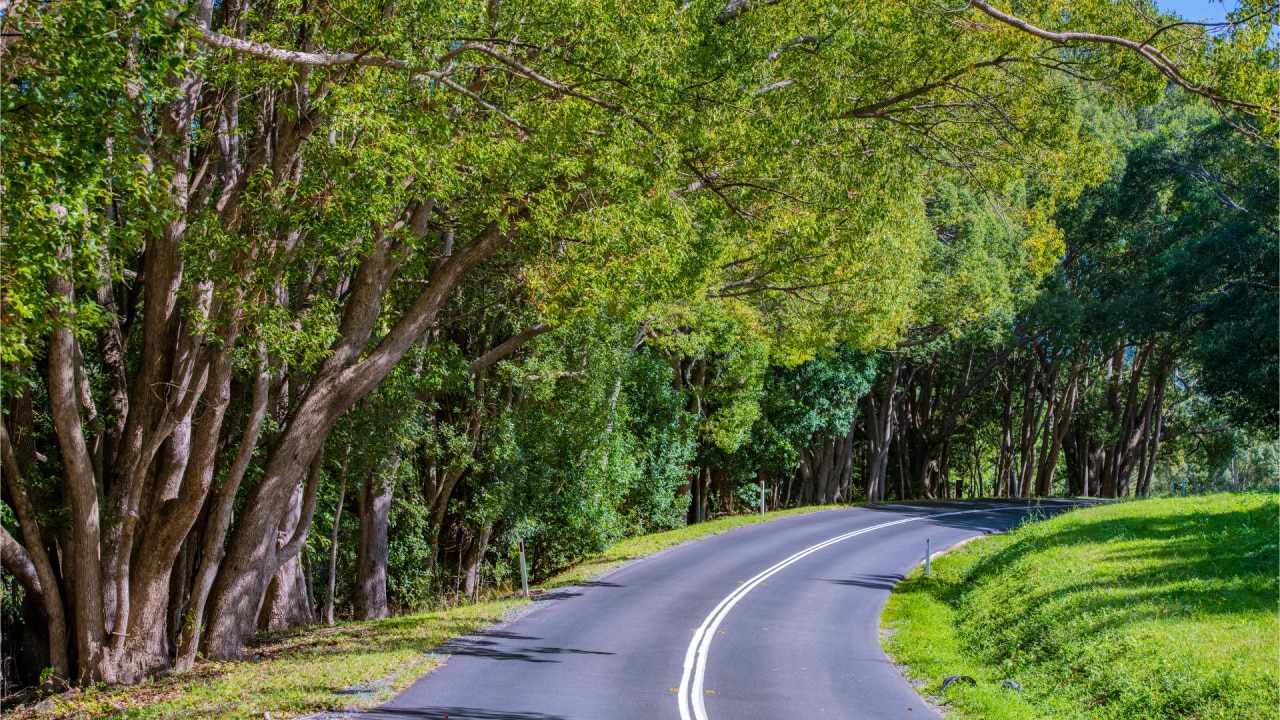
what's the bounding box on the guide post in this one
[518,538,529,598]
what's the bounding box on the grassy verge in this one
[881,493,1279,720]
[11,503,842,719]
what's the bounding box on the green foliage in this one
[753,346,876,476]
[1053,104,1278,432]
[618,350,698,533]
[1,0,183,365]
[473,321,691,577]
[1150,433,1280,497]
[385,489,437,612]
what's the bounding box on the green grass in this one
[881,493,1280,720]
[11,599,523,719]
[12,503,842,719]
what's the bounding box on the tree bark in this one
[0,424,68,681]
[864,357,900,502]
[325,471,347,626]
[204,214,517,660]
[0,525,42,608]
[48,263,115,683]
[355,458,397,620]
[175,348,269,671]
[461,525,492,600]
[259,452,323,632]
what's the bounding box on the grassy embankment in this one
[882,493,1279,720]
[13,504,840,719]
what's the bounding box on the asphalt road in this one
[365,499,1081,720]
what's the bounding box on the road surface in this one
[365,499,1079,720]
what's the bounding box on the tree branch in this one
[967,0,1268,115]
[716,0,780,23]
[438,44,618,111]
[0,423,70,680]
[194,29,531,132]
[273,448,324,572]
[470,323,553,375]
[0,524,41,602]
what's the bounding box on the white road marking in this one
[677,505,1044,720]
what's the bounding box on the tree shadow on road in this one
[365,706,568,719]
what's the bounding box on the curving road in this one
[365,499,1080,720]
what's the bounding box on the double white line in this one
[676,505,1040,720]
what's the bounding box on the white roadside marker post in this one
[760,479,766,517]
[518,538,529,598]
[925,538,931,576]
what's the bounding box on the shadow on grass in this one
[916,497,1278,665]
[233,608,520,675]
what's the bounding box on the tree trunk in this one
[325,472,346,626]
[998,378,1014,496]
[1035,358,1080,497]
[0,425,69,681]
[461,525,492,600]
[203,216,515,660]
[113,345,233,683]
[688,466,712,524]
[864,358,900,502]
[174,349,269,671]
[1015,360,1042,498]
[355,459,396,620]
[47,267,113,683]
[258,455,322,632]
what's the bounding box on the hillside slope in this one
[882,493,1279,720]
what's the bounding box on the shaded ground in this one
[882,493,1280,720]
[0,505,838,719]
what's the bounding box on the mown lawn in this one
[881,493,1279,720]
[8,503,842,719]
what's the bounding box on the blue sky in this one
[1156,0,1239,23]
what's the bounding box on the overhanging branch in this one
[470,323,553,375]
[195,29,533,131]
[968,0,1268,115]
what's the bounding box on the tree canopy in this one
[0,0,1275,688]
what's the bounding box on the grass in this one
[7,600,524,719]
[9,503,842,719]
[881,493,1279,720]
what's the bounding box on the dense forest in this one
[1,0,1275,691]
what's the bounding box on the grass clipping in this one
[881,493,1279,720]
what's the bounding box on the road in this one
[365,499,1080,720]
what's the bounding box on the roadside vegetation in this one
[2,504,838,719]
[882,493,1279,720]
